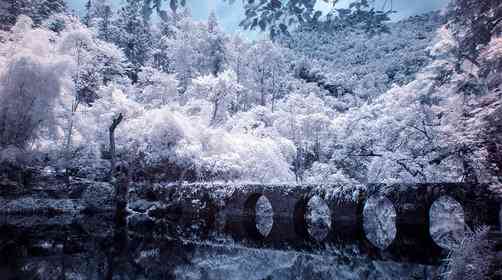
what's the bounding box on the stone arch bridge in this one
[136,182,502,264]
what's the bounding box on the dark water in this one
[0,214,443,280]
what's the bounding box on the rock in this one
[81,181,114,212]
[0,198,81,214]
[128,199,158,214]
[0,177,26,197]
[0,214,78,227]
[0,161,34,197]
[66,178,93,199]
[128,213,154,230]
[79,214,115,238]
[147,204,183,220]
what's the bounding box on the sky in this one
[68,0,450,36]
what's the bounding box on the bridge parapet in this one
[135,182,502,264]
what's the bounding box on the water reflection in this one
[305,196,331,241]
[255,195,273,237]
[363,196,397,250]
[429,196,465,249]
[0,213,444,280]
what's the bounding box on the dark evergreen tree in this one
[207,12,226,76]
[83,0,92,27]
[1,0,66,29]
[113,0,153,83]
[0,0,32,29]
[208,35,226,76]
[452,0,502,61]
[90,0,114,41]
[32,0,66,24]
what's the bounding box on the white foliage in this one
[481,36,502,61]
[137,67,178,108]
[0,17,67,148]
[3,3,501,188]
[192,70,242,125]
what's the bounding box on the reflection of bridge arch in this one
[364,183,501,262]
[429,195,465,249]
[362,196,397,250]
[242,193,274,239]
[293,195,332,242]
[161,183,501,264]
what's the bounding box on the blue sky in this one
[68,0,450,35]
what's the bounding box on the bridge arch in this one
[362,195,397,250]
[293,195,332,242]
[364,183,501,262]
[429,195,465,249]
[185,182,500,263]
[242,193,274,239]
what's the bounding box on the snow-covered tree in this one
[206,31,226,77]
[192,70,241,126]
[0,56,62,148]
[0,16,64,149]
[113,0,152,83]
[273,91,335,181]
[0,0,32,29]
[33,0,65,23]
[85,0,114,42]
[246,40,291,109]
[0,0,65,29]
[136,66,178,108]
[281,12,443,110]
[207,10,218,34]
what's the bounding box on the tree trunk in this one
[65,113,74,154]
[211,101,219,126]
[109,113,124,178]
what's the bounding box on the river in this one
[0,213,444,279]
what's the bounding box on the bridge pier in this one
[365,183,502,263]
[140,182,501,264]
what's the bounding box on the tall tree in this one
[0,56,61,148]
[83,0,92,27]
[246,40,289,108]
[207,10,218,33]
[452,0,502,61]
[32,0,66,24]
[93,0,114,41]
[192,70,241,126]
[113,0,152,83]
[0,0,31,29]
[206,12,226,76]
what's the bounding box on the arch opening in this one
[243,194,274,238]
[363,196,397,250]
[305,196,332,241]
[429,195,465,249]
[255,195,274,237]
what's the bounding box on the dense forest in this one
[0,0,501,279]
[0,0,501,191]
